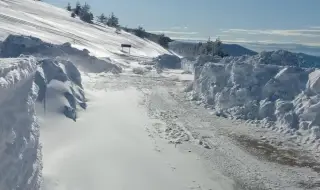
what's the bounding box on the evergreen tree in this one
[74,1,81,15]
[158,34,171,49]
[205,37,214,55]
[213,38,228,57]
[134,26,147,38]
[71,12,76,18]
[106,12,119,27]
[96,13,107,24]
[66,3,72,11]
[79,3,93,23]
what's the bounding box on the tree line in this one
[66,2,170,48]
[195,38,228,57]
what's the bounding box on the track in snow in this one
[39,73,238,190]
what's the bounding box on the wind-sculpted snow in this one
[35,58,87,121]
[193,51,320,148]
[0,38,93,190]
[1,35,122,73]
[0,35,100,121]
[0,58,42,190]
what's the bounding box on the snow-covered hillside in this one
[191,51,320,149]
[0,0,169,60]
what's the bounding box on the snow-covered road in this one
[39,74,238,190]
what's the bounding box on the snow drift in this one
[1,35,122,74]
[193,50,320,147]
[0,35,97,121]
[0,36,94,190]
[35,58,87,121]
[0,57,42,190]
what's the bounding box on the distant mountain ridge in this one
[169,40,320,68]
[169,41,257,57]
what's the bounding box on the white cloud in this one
[170,26,188,30]
[148,30,198,35]
[170,36,320,46]
[222,28,320,37]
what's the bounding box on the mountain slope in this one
[0,0,169,60]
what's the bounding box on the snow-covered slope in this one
[0,58,42,190]
[192,51,320,150]
[0,0,169,60]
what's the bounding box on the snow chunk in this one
[132,67,149,75]
[35,58,87,121]
[155,54,181,69]
[307,69,320,94]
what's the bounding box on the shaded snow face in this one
[0,34,123,121]
[193,51,320,145]
[155,54,181,69]
[0,58,42,190]
[35,58,86,121]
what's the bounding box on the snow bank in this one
[0,57,42,190]
[0,43,89,190]
[0,35,90,121]
[181,55,222,73]
[193,50,320,147]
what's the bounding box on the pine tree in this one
[158,34,171,49]
[106,12,119,27]
[97,13,107,24]
[205,37,214,55]
[79,3,93,23]
[66,3,72,11]
[74,1,81,15]
[134,26,147,38]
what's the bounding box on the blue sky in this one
[45,0,320,46]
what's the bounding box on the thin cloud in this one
[170,26,188,30]
[149,30,198,35]
[222,28,320,37]
[171,36,320,46]
[171,36,226,41]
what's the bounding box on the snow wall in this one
[192,50,320,147]
[0,58,42,190]
[0,34,112,189]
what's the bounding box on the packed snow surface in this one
[40,85,238,190]
[192,51,320,149]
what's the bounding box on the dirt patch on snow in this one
[231,134,320,189]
